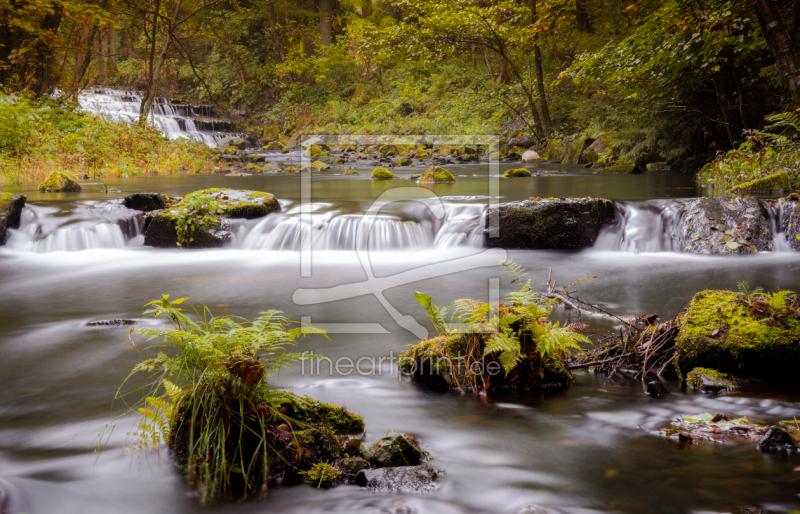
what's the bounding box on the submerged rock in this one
[144,188,280,248]
[123,193,170,212]
[646,381,669,397]
[355,464,438,493]
[781,194,800,251]
[679,197,773,254]
[362,431,422,468]
[484,197,616,250]
[38,171,82,192]
[0,193,26,244]
[675,289,800,378]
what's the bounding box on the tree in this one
[752,0,800,104]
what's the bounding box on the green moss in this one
[504,168,532,178]
[285,166,298,173]
[371,167,396,180]
[399,334,467,378]
[344,169,359,175]
[303,463,340,486]
[418,166,456,183]
[224,146,238,154]
[598,163,638,173]
[0,192,13,206]
[307,401,365,434]
[262,141,286,151]
[38,171,82,192]
[731,171,791,193]
[686,367,730,389]
[397,158,413,166]
[675,289,800,377]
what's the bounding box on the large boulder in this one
[484,197,617,249]
[355,464,438,493]
[418,166,456,183]
[731,171,791,194]
[362,431,422,468]
[144,188,280,248]
[679,197,773,254]
[781,193,800,250]
[38,171,82,192]
[675,289,800,379]
[521,150,540,162]
[0,193,26,244]
[123,193,170,212]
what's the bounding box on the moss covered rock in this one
[397,158,413,166]
[679,197,773,254]
[144,188,280,248]
[686,367,739,393]
[503,168,532,178]
[781,194,800,250]
[371,168,396,180]
[38,171,82,192]
[731,171,791,193]
[262,141,286,152]
[675,289,800,378]
[597,163,642,174]
[418,166,456,183]
[362,431,422,468]
[0,193,26,244]
[484,197,617,250]
[123,193,171,212]
[344,169,360,176]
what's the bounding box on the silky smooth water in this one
[1,169,800,514]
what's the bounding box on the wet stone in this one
[355,464,438,493]
[646,381,669,397]
[757,427,794,450]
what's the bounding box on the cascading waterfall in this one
[594,200,688,253]
[77,89,235,147]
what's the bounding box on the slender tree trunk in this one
[320,0,333,45]
[34,5,63,96]
[753,0,800,104]
[266,0,284,62]
[575,0,592,34]
[483,47,494,82]
[530,0,552,134]
[794,0,800,54]
[64,1,108,103]
[140,0,183,123]
[139,0,162,121]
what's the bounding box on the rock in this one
[521,150,540,162]
[355,464,438,493]
[397,157,413,166]
[597,163,642,174]
[362,431,422,468]
[757,427,794,450]
[344,169,359,176]
[418,166,456,184]
[646,381,669,397]
[686,367,739,393]
[675,289,800,378]
[249,154,266,163]
[338,456,370,477]
[123,193,170,212]
[503,168,532,178]
[371,168,396,180]
[731,171,791,194]
[679,197,773,254]
[646,162,669,171]
[144,188,280,248]
[229,137,247,150]
[781,194,800,250]
[87,319,136,326]
[0,193,26,244]
[38,171,82,193]
[484,197,617,250]
[262,141,286,151]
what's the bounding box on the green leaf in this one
[725,241,739,249]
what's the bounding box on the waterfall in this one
[77,89,234,147]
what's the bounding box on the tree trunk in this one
[530,0,552,134]
[64,1,108,103]
[575,0,592,34]
[794,0,800,54]
[140,0,183,123]
[753,0,800,104]
[320,0,333,45]
[34,5,63,96]
[266,0,284,62]
[483,47,494,82]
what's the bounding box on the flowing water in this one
[2,165,800,514]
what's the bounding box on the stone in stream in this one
[37,171,82,193]
[0,193,26,244]
[143,188,280,248]
[730,171,792,194]
[355,464,438,493]
[483,197,617,250]
[87,319,136,326]
[757,427,794,450]
[679,197,773,254]
[521,150,540,162]
[338,456,371,478]
[781,193,800,251]
[123,192,171,212]
[646,381,669,397]
[362,431,422,468]
[686,367,739,393]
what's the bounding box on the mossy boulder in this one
[262,141,286,152]
[362,431,422,468]
[38,171,82,193]
[0,192,26,244]
[679,197,773,254]
[675,289,800,378]
[307,401,365,434]
[344,169,360,176]
[484,197,617,250]
[371,168,396,180]
[686,367,739,393]
[123,193,170,212]
[731,171,791,193]
[781,194,800,250]
[418,166,456,183]
[397,158,413,166]
[503,168,532,178]
[597,163,642,174]
[143,188,280,248]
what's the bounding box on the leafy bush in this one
[0,92,213,183]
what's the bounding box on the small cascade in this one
[77,89,235,147]
[433,203,485,247]
[5,202,144,253]
[594,200,688,253]
[766,200,794,252]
